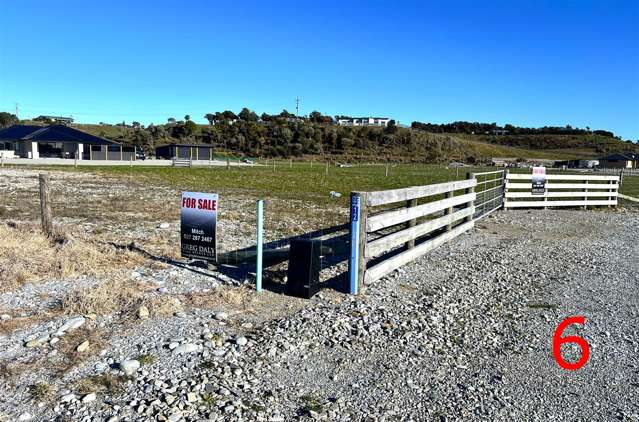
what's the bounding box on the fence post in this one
[445,189,454,231]
[256,199,264,293]
[39,173,54,237]
[130,156,133,168]
[619,169,624,186]
[609,179,614,209]
[385,162,389,177]
[349,192,368,294]
[583,180,588,210]
[405,199,417,249]
[503,170,509,209]
[325,161,329,176]
[1,155,3,168]
[348,193,361,295]
[466,172,475,222]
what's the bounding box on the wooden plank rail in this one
[365,221,474,283]
[507,182,618,190]
[504,172,619,209]
[366,179,476,206]
[506,173,618,181]
[349,178,478,292]
[367,192,476,232]
[366,207,474,258]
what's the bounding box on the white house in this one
[336,117,391,127]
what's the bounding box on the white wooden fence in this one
[172,158,192,168]
[504,173,619,208]
[348,179,476,293]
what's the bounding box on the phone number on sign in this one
[182,234,213,242]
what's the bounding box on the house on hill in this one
[0,124,136,160]
[598,153,637,169]
[34,115,74,124]
[336,117,391,127]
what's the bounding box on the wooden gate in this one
[348,179,476,293]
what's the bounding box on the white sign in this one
[531,166,546,195]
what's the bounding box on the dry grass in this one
[52,326,110,376]
[58,276,145,317]
[75,373,129,395]
[184,285,255,311]
[0,222,146,292]
[0,309,63,336]
[143,295,183,317]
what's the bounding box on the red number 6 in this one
[553,316,590,370]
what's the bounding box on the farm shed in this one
[156,143,215,160]
[0,124,136,160]
[598,153,637,169]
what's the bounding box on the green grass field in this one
[69,163,484,207]
[13,161,639,206]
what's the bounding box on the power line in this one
[295,97,300,118]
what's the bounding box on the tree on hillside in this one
[385,119,398,134]
[221,110,238,121]
[309,111,322,123]
[184,115,191,121]
[279,109,294,118]
[205,113,216,125]
[239,107,259,122]
[167,117,176,124]
[0,112,18,127]
[184,120,197,136]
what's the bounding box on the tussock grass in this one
[184,285,254,311]
[75,373,128,395]
[0,222,146,292]
[59,277,145,316]
[28,382,53,401]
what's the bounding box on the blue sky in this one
[1,0,638,139]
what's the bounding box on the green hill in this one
[17,119,639,163]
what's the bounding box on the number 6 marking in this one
[553,316,590,370]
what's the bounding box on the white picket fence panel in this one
[504,173,619,208]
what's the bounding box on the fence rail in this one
[504,173,619,208]
[172,158,192,168]
[349,179,476,292]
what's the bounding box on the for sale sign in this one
[181,192,218,261]
[531,166,546,195]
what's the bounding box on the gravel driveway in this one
[2,209,637,421]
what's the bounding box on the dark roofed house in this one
[0,124,136,160]
[598,153,637,169]
[156,143,216,160]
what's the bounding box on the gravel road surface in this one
[1,209,637,421]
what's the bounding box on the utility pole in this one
[295,97,300,118]
[15,103,19,119]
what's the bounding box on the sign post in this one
[256,199,264,293]
[181,192,218,263]
[531,166,546,196]
[348,193,361,295]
